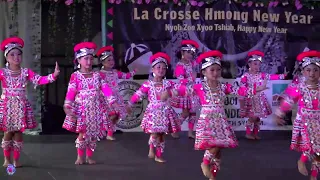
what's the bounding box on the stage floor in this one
[0,131,311,180]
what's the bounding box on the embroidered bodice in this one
[175,61,198,83]
[177,81,248,106]
[281,82,320,110]
[65,71,115,104]
[241,72,285,88]
[99,69,135,91]
[130,80,175,103]
[0,68,55,89]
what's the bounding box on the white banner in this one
[116,79,294,132]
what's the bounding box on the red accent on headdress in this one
[196,50,223,64]
[96,46,114,57]
[1,37,24,51]
[149,52,171,65]
[247,50,264,58]
[181,40,199,49]
[73,42,97,52]
[296,50,318,62]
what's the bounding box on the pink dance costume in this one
[97,46,136,139]
[177,51,252,178]
[0,37,57,164]
[292,75,305,85]
[170,40,200,133]
[239,50,286,137]
[129,52,181,161]
[62,42,116,160]
[276,50,320,178]
[279,75,304,100]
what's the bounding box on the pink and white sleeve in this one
[238,75,251,99]
[64,73,77,108]
[166,80,188,97]
[117,70,136,79]
[224,82,253,97]
[101,80,116,104]
[172,83,196,97]
[27,68,56,89]
[129,82,149,105]
[275,85,300,117]
[0,69,4,81]
[175,65,190,85]
[265,73,286,80]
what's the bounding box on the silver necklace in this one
[306,84,319,89]
[7,68,21,75]
[6,68,24,88]
[205,81,221,104]
[79,71,94,89]
[306,84,319,101]
[151,79,164,100]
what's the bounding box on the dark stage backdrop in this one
[40,1,102,134]
[111,2,320,79]
[41,1,102,59]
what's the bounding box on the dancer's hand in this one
[160,91,169,101]
[53,61,60,78]
[262,79,269,89]
[257,79,269,92]
[284,67,289,77]
[274,115,286,126]
[260,85,269,91]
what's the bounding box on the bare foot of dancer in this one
[245,134,255,140]
[155,157,166,163]
[188,131,195,139]
[3,158,11,167]
[148,148,155,158]
[13,160,22,168]
[254,134,261,140]
[310,176,317,180]
[75,156,84,165]
[201,163,213,179]
[171,133,180,139]
[86,157,96,165]
[298,159,308,176]
[106,136,116,141]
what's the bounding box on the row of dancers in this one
[0,36,319,180]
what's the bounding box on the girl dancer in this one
[0,37,60,167]
[277,59,306,125]
[174,50,255,179]
[96,45,136,141]
[128,52,181,163]
[63,42,118,165]
[239,50,286,140]
[171,40,200,139]
[275,50,320,180]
